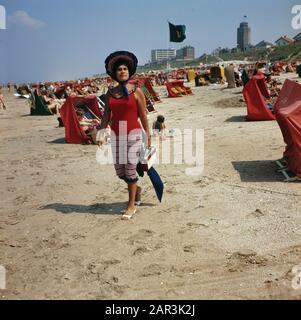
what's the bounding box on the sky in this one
[0,0,299,83]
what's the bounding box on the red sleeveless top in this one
[108,92,141,135]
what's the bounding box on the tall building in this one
[176,46,195,60]
[151,49,176,63]
[237,22,251,52]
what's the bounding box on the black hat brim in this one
[105,51,138,80]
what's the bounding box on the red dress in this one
[108,92,141,136]
[108,92,143,183]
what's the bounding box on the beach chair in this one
[60,96,102,144]
[274,79,301,181]
[243,74,275,121]
[166,80,193,98]
[165,82,182,98]
[30,90,52,116]
[176,81,193,95]
[141,85,156,104]
[210,66,222,83]
[144,78,161,103]
[182,84,193,95]
[174,85,188,95]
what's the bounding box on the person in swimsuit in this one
[98,51,151,220]
[76,109,100,144]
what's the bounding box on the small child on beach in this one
[152,115,166,139]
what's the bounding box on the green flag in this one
[169,22,186,43]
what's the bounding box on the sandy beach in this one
[1,73,301,300]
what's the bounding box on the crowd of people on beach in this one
[1,54,301,218]
[2,59,300,141]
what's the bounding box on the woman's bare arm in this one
[136,88,151,147]
[97,93,111,145]
[99,93,111,130]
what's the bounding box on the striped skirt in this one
[111,132,143,183]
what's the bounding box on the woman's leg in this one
[47,103,57,115]
[127,182,137,211]
[121,133,142,219]
[135,185,142,204]
[88,128,98,144]
[121,182,137,219]
[127,184,142,204]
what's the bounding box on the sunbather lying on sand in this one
[269,80,281,98]
[42,93,65,116]
[76,109,100,144]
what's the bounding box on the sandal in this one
[121,209,137,220]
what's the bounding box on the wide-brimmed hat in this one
[105,51,138,81]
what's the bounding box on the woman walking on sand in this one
[98,51,151,220]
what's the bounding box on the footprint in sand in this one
[153,241,165,250]
[226,250,269,273]
[183,245,197,253]
[247,209,265,218]
[95,282,129,299]
[84,180,97,186]
[102,259,121,268]
[127,229,155,245]
[140,264,166,278]
[7,187,17,192]
[5,217,22,226]
[193,180,209,187]
[13,195,29,205]
[71,234,86,240]
[133,246,151,256]
[86,259,121,277]
[35,177,46,187]
[187,222,209,229]
[178,222,208,234]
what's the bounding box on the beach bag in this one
[96,144,112,165]
[140,146,157,172]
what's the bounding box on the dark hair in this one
[157,115,165,123]
[76,109,84,116]
[112,59,130,78]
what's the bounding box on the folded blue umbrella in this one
[147,167,164,202]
